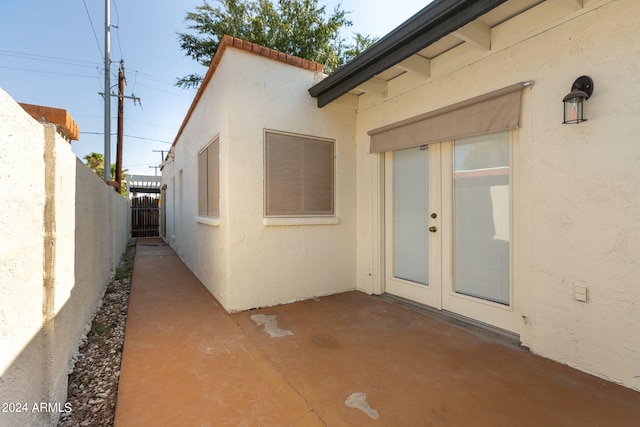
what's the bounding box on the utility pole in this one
[104,0,111,182]
[149,165,160,176]
[103,2,139,188]
[116,60,125,190]
[106,60,140,192]
[152,149,166,165]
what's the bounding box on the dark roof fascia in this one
[308,0,509,107]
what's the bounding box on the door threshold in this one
[378,293,524,350]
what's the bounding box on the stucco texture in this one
[0,88,130,426]
[163,0,640,391]
[164,47,357,312]
[353,0,640,389]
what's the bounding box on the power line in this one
[112,0,125,60]
[0,48,188,96]
[0,48,188,93]
[123,162,160,168]
[129,70,178,86]
[82,0,103,59]
[0,65,98,79]
[0,50,100,67]
[127,135,172,144]
[80,132,172,144]
[127,135,172,145]
[133,82,193,98]
[0,49,115,80]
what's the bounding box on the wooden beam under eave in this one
[452,20,491,51]
[564,0,583,10]
[330,93,359,109]
[396,55,431,78]
[357,77,388,96]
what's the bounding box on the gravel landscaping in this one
[57,242,135,427]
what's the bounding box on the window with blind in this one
[198,138,219,217]
[264,131,335,217]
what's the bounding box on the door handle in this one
[429,226,437,233]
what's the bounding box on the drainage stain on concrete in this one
[250,314,294,338]
[345,392,379,420]
[311,334,340,348]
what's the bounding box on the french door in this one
[384,131,519,333]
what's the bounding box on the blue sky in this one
[0,0,430,176]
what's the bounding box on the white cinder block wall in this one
[0,88,49,426]
[0,88,130,426]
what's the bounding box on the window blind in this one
[197,149,207,216]
[207,139,219,217]
[198,138,219,217]
[265,131,334,216]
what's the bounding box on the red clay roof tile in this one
[168,36,323,156]
[19,103,79,141]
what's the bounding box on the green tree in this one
[176,0,377,88]
[342,32,378,61]
[84,152,105,177]
[83,152,128,196]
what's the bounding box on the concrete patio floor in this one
[114,238,640,426]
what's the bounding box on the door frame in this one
[380,132,521,334]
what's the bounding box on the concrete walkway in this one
[114,238,640,426]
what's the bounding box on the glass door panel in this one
[385,144,441,308]
[452,132,510,305]
[393,147,429,285]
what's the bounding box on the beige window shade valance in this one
[368,82,529,153]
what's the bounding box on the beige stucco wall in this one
[164,47,357,312]
[0,88,130,426]
[352,0,640,390]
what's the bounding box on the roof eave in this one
[308,0,509,108]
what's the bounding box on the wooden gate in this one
[131,196,160,237]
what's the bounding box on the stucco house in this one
[161,0,640,391]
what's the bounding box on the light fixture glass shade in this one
[563,90,587,124]
[562,76,593,124]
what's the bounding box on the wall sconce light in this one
[563,75,594,124]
